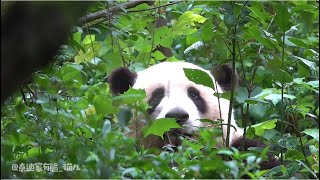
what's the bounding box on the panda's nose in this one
[165,108,189,124]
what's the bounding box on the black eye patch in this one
[188,87,207,114]
[147,87,165,114]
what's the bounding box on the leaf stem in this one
[226,26,237,148]
[280,2,286,165]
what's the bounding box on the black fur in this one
[212,64,239,92]
[187,87,207,114]
[147,87,165,114]
[107,67,137,95]
[231,136,280,170]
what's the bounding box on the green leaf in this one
[251,119,277,136]
[112,88,146,105]
[264,93,296,105]
[135,36,152,52]
[201,21,214,42]
[143,118,181,139]
[292,3,317,13]
[304,49,319,58]
[102,119,112,139]
[246,25,276,49]
[6,134,32,146]
[247,3,269,26]
[302,129,319,142]
[224,161,239,178]
[293,55,317,70]
[214,91,238,101]
[85,152,100,163]
[83,35,95,45]
[152,51,167,61]
[34,75,51,88]
[74,50,87,64]
[278,136,299,149]
[154,26,173,48]
[104,51,123,68]
[244,98,259,104]
[22,147,41,159]
[73,31,82,43]
[117,108,132,127]
[296,160,318,178]
[286,163,301,177]
[93,94,116,118]
[307,80,319,88]
[312,164,319,173]
[274,3,291,31]
[287,37,308,48]
[122,167,138,178]
[217,149,234,156]
[273,69,293,84]
[60,64,84,84]
[35,96,49,104]
[184,68,214,89]
[69,39,86,53]
[285,150,304,160]
[173,11,207,36]
[224,13,236,29]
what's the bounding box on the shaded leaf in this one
[184,68,214,89]
[302,129,319,142]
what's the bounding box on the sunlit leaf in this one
[173,11,207,36]
[251,119,277,136]
[144,118,181,139]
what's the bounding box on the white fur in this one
[132,62,243,145]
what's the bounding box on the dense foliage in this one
[1,1,319,179]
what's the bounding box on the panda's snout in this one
[165,108,189,125]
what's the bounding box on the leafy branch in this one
[78,0,184,25]
[78,0,148,25]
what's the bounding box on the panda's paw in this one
[231,136,280,170]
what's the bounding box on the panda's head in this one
[108,62,240,147]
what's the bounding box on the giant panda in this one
[108,62,279,169]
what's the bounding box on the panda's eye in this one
[188,87,207,113]
[147,87,165,113]
[188,87,200,100]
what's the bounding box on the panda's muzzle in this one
[163,108,196,146]
[165,107,189,125]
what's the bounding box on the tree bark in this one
[1,2,90,103]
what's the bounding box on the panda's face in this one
[108,63,279,168]
[132,62,225,135]
[108,62,239,147]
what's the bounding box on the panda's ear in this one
[211,64,239,92]
[107,67,137,95]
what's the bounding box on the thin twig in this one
[226,28,237,148]
[281,120,312,169]
[85,15,96,64]
[224,39,234,55]
[258,16,275,54]
[214,79,225,145]
[115,38,128,67]
[251,73,273,92]
[280,2,286,165]
[147,6,158,65]
[78,0,148,25]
